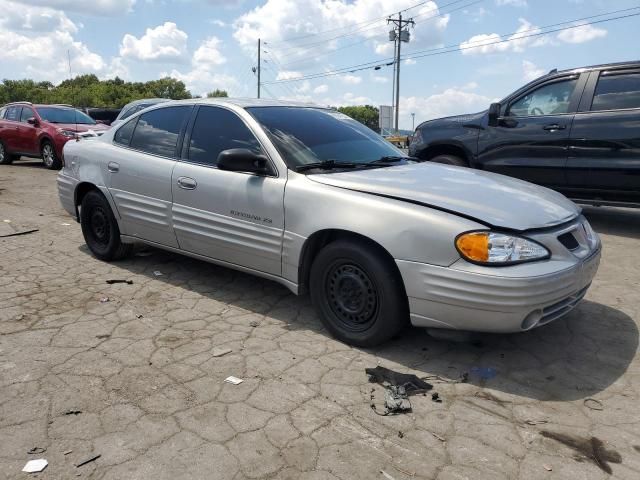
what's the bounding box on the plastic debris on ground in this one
[27,447,46,455]
[366,366,433,416]
[60,223,71,226]
[106,279,133,285]
[99,297,110,303]
[212,348,233,357]
[224,376,243,385]
[153,271,163,276]
[22,459,48,473]
[75,454,101,468]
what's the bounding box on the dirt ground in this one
[1,159,639,480]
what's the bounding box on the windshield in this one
[36,107,96,125]
[246,107,404,169]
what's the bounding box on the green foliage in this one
[0,75,194,108]
[206,89,229,98]
[337,105,379,131]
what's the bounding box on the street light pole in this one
[411,112,415,130]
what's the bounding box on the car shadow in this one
[9,158,46,169]
[582,205,640,240]
[82,243,638,403]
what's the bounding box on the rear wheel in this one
[430,154,466,167]
[0,141,12,165]
[41,141,61,170]
[80,190,132,261]
[309,239,408,346]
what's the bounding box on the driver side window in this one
[187,106,263,167]
[508,79,577,117]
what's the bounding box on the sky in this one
[1,0,638,129]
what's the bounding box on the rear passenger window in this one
[114,118,137,146]
[187,106,263,166]
[0,107,6,119]
[591,73,640,111]
[5,106,21,122]
[129,106,190,157]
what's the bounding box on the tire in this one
[80,190,132,261]
[430,154,467,167]
[309,239,408,347]
[41,140,61,170]
[0,141,12,165]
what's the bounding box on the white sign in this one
[379,105,393,135]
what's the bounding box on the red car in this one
[0,102,109,169]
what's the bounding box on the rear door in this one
[171,105,285,275]
[477,75,585,187]
[0,106,22,151]
[566,68,640,202]
[18,106,39,154]
[106,105,192,247]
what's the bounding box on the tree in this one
[337,105,379,132]
[207,89,228,98]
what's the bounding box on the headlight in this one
[58,129,77,138]
[582,220,598,249]
[456,231,550,265]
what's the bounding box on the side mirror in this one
[217,149,272,176]
[488,103,501,127]
[27,117,39,126]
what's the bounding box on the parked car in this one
[58,99,601,346]
[409,61,640,207]
[80,107,122,126]
[110,98,169,127]
[0,102,109,169]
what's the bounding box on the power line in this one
[263,8,640,85]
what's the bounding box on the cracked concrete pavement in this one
[1,160,640,479]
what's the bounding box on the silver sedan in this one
[57,99,601,346]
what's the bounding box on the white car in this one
[58,99,601,346]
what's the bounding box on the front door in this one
[106,105,192,247]
[566,69,640,202]
[18,106,39,154]
[477,76,582,188]
[171,105,285,276]
[1,106,22,151]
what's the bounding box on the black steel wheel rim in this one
[325,261,379,332]
[89,206,110,245]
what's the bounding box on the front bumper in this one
[397,246,601,333]
[57,172,78,218]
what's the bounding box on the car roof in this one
[160,97,323,109]
[551,60,640,76]
[124,98,170,106]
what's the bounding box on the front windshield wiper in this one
[368,155,419,165]
[295,160,363,172]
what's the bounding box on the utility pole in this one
[388,13,414,133]
[257,38,261,99]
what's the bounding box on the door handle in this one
[543,124,566,131]
[177,176,197,190]
[107,161,120,172]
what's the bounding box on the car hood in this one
[307,163,580,231]
[418,110,486,129]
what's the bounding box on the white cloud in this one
[313,84,328,94]
[496,0,527,6]
[192,36,226,67]
[0,1,121,82]
[372,75,388,83]
[460,18,542,55]
[522,60,544,81]
[275,70,303,80]
[341,74,362,85]
[210,19,227,27]
[120,22,188,62]
[13,0,136,15]
[557,23,607,44]
[405,58,417,66]
[233,0,449,64]
[164,67,238,97]
[400,84,493,126]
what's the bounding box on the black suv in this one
[409,61,640,207]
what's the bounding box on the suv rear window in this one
[592,73,640,111]
[5,106,21,121]
[129,106,190,157]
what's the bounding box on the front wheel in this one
[0,141,12,165]
[80,190,132,261]
[309,239,408,346]
[430,154,466,167]
[41,141,61,170]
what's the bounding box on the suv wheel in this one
[0,141,12,165]
[80,190,132,261]
[430,154,466,167]
[309,239,408,346]
[41,141,61,170]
